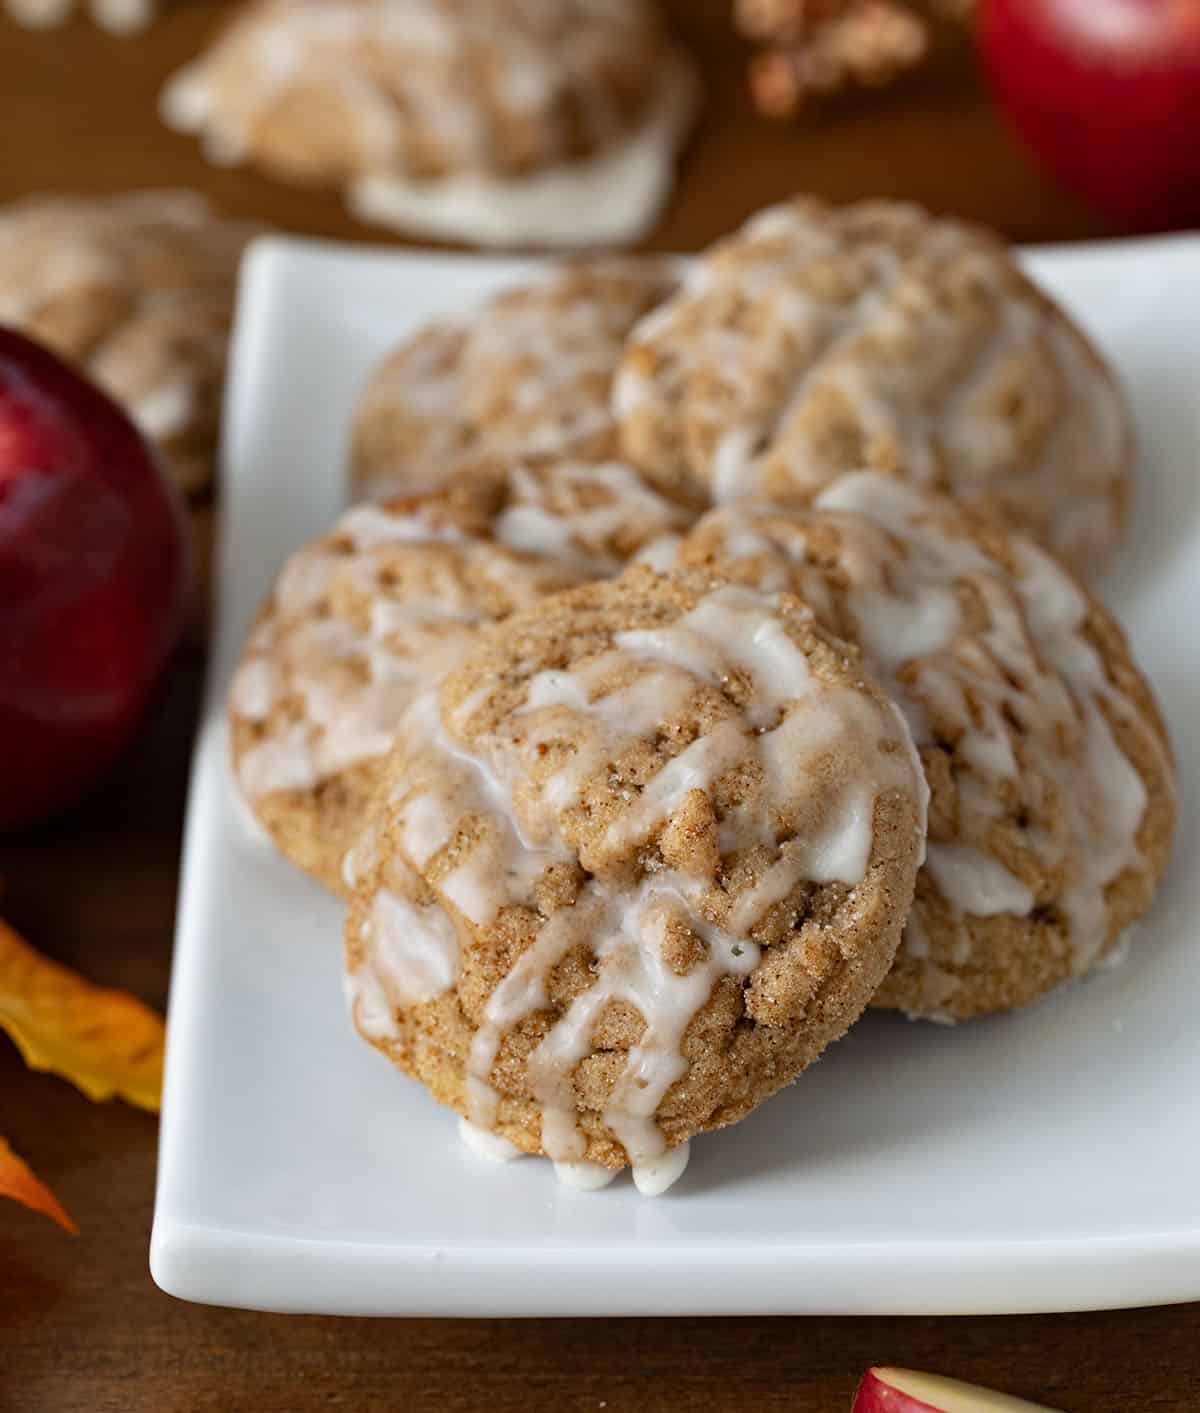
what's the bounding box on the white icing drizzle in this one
[338,503,468,549]
[345,839,462,1042]
[494,461,690,576]
[692,472,1169,980]
[341,821,377,892]
[361,888,459,1007]
[631,1140,690,1196]
[385,582,922,1171]
[237,720,318,797]
[458,1117,525,1164]
[228,756,279,848]
[553,1160,617,1190]
[353,258,678,501]
[615,199,1129,568]
[494,877,762,1165]
[553,1142,688,1195]
[340,966,395,1045]
[1097,925,1136,972]
[349,58,697,248]
[127,380,195,442]
[632,533,686,572]
[925,843,1034,918]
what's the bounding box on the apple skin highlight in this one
[981,0,1200,232]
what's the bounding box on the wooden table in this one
[2,4,1197,1408]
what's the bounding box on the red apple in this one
[0,328,189,832]
[853,1366,1061,1412]
[980,0,1200,232]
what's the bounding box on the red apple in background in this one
[0,329,188,832]
[853,1366,1061,1412]
[980,0,1200,232]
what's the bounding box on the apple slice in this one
[853,1367,1062,1412]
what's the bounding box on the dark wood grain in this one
[1,4,1195,1409]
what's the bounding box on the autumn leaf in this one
[0,917,165,1112]
[0,1135,77,1233]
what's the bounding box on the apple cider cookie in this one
[4,0,158,33]
[350,257,679,500]
[344,567,926,1190]
[0,190,257,497]
[614,197,1132,576]
[228,492,582,895]
[672,472,1175,1020]
[161,0,698,248]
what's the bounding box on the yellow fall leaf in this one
[0,917,165,1112]
[0,1135,77,1233]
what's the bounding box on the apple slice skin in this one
[853,1366,1062,1413]
[980,0,1200,232]
[0,330,189,831]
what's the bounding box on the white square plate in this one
[151,234,1200,1317]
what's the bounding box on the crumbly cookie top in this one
[491,459,693,575]
[162,0,668,183]
[676,472,1174,1004]
[349,567,925,1170]
[351,257,678,498]
[614,197,1131,573]
[0,190,256,494]
[229,495,581,803]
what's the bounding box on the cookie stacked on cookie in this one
[350,257,679,502]
[229,203,1174,1192]
[614,198,1132,574]
[670,473,1174,1020]
[345,568,926,1189]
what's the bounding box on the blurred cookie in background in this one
[0,190,259,497]
[4,0,159,33]
[160,0,699,249]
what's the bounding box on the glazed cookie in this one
[344,567,926,1189]
[673,472,1175,1020]
[161,0,698,248]
[615,197,1132,575]
[490,459,694,577]
[229,493,582,895]
[4,0,158,32]
[350,258,679,500]
[0,190,257,496]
